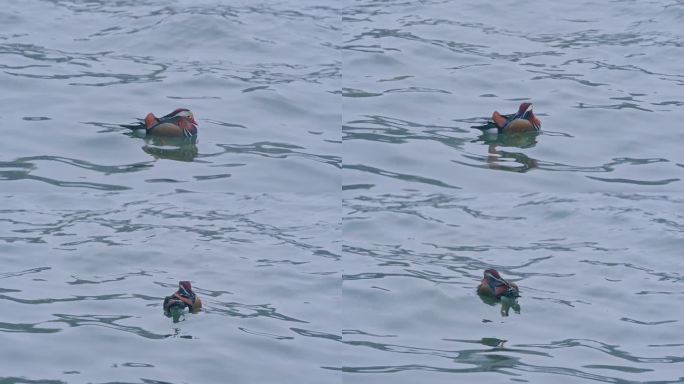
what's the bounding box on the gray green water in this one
[1,1,683,383]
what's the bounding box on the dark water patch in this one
[342,88,382,97]
[342,183,375,191]
[166,95,221,99]
[0,173,129,191]
[0,321,60,334]
[145,178,183,183]
[652,100,684,107]
[586,176,680,186]
[345,164,460,189]
[0,267,51,280]
[515,197,579,207]
[342,87,451,97]
[518,339,684,364]
[453,154,681,183]
[67,271,153,285]
[620,317,677,326]
[193,173,231,181]
[1,293,128,305]
[0,377,67,384]
[344,115,468,146]
[290,327,342,342]
[575,101,654,112]
[582,364,652,373]
[344,339,458,358]
[241,85,270,93]
[7,156,152,175]
[212,142,341,168]
[378,75,414,82]
[343,329,397,338]
[0,157,145,190]
[210,302,308,323]
[118,362,155,368]
[529,69,608,87]
[256,259,309,267]
[48,314,168,339]
[238,327,293,340]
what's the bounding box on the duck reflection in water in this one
[142,136,198,162]
[475,131,539,172]
[477,269,521,317]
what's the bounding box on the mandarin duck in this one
[474,102,541,134]
[477,269,520,316]
[122,108,198,137]
[163,281,202,322]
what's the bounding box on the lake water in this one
[1,0,683,383]
[342,192,684,383]
[2,193,340,383]
[342,0,683,192]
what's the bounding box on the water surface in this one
[1,0,340,193]
[342,0,684,192]
[1,192,340,383]
[342,192,684,383]
[2,0,683,383]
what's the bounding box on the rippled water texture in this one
[1,1,341,383]
[1,0,340,193]
[2,1,684,383]
[342,0,684,192]
[1,193,340,383]
[343,192,684,383]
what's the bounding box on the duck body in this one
[475,102,541,134]
[123,108,198,138]
[477,268,520,299]
[163,281,202,322]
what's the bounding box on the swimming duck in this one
[477,269,520,316]
[492,102,541,133]
[477,269,520,298]
[163,281,202,322]
[122,108,198,137]
[475,102,541,134]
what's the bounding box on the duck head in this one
[163,108,198,136]
[177,281,194,297]
[517,102,533,117]
[175,281,201,310]
[517,102,541,129]
[484,268,502,280]
[165,108,198,126]
[480,268,520,299]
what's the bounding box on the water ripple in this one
[49,314,167,339]
[211,142,341,168]
[342,190,684,382]
[210,302,307,323]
